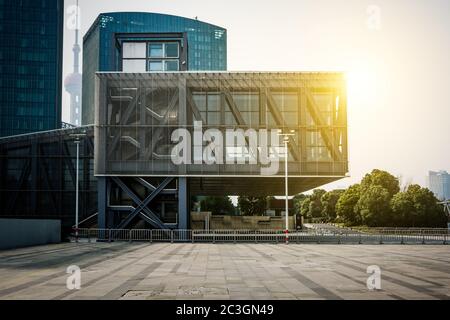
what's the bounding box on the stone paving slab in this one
[0,243,449,300]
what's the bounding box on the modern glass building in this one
[0,11,348,235]
[429,171,450,201]
[0,126,96,234]
[0,0,64,137]
[95,72,348,230]
[82,12,227,125]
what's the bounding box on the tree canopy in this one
[360,169,400,198]
[336,184,362,226]
[238,196,268,216]
[200,196,235,215]
[309,169,446,228]
[391,184,447,227]
[321,189,345,222]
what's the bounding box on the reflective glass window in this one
[149,61,163,71]
[149,43,163,57]
[310,93,333,126]
[165,43,179,58]
[165,60,179,71]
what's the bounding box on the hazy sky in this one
[62,0,450,191]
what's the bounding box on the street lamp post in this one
[70,132,86,242]
[278,130,296,245]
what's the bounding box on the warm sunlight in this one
[346,62,380,106]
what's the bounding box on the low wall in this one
[0,219,61,250]
[191,212,295,230]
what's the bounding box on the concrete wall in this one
[191,212,295,230]
[0,219,61,250]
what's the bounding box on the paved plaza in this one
[0,243,449,300]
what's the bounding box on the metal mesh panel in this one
[95,72,348,180]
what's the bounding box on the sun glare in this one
[346,63,379,106]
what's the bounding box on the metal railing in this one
[308,224,450,236]
[364,228,450,235]
[70,228,448,245]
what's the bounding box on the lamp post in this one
[70,132,86,242]
[278,130,296,244]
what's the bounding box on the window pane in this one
[233,93,259,112]
[207,112,220,125]
[149,61,163,71]
[225,112,236,125]
[242,112,259,126]
[207,93,220,111]
[165,43,179,58]
[122,59,146,72]
[165,60,179,71]
[273,93,298,112]
[193,93,207,112]
[122,42,146,58]
[283,111,298,125]
[149,43,163,57]
[313,93,333,125]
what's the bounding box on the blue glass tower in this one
[0,0,64,137]
[82,12,227,125]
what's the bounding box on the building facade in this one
[82,12,227,125]
[0,12,348,235]
[95,72,348,230]
[0,126,96,234]
[429,171,450,201]
[0,0,64,137]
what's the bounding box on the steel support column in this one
[97,176,108,229]
[178,177,189,229]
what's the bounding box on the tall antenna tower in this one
[64,0,82,126]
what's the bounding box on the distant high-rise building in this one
[0,0,64,137]
[81,12,227,125]
[428,171,450,200]
[64,1,82,126]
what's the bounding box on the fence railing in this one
[308,224,450,235]
[363,228,450,235]
[71,228,448,245]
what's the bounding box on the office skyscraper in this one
[0,0,64,137]
[429,171,450,200]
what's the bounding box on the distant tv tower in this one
[64,0,82,126]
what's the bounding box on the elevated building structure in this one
[95,72,348,229]
[0,12,348,235]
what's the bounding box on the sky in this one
[62,0,450,192]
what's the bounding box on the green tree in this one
[336,184,362,226]
[293,194,308,215]
[200,196,235,215]
[356,185,391,227]
[390,191,416,226]
[238,196,267,216]
[300,197,312,218]
[321,190,345,222]
[360,169,400,197]
[391,184,447,227]
[309,189,326,218]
